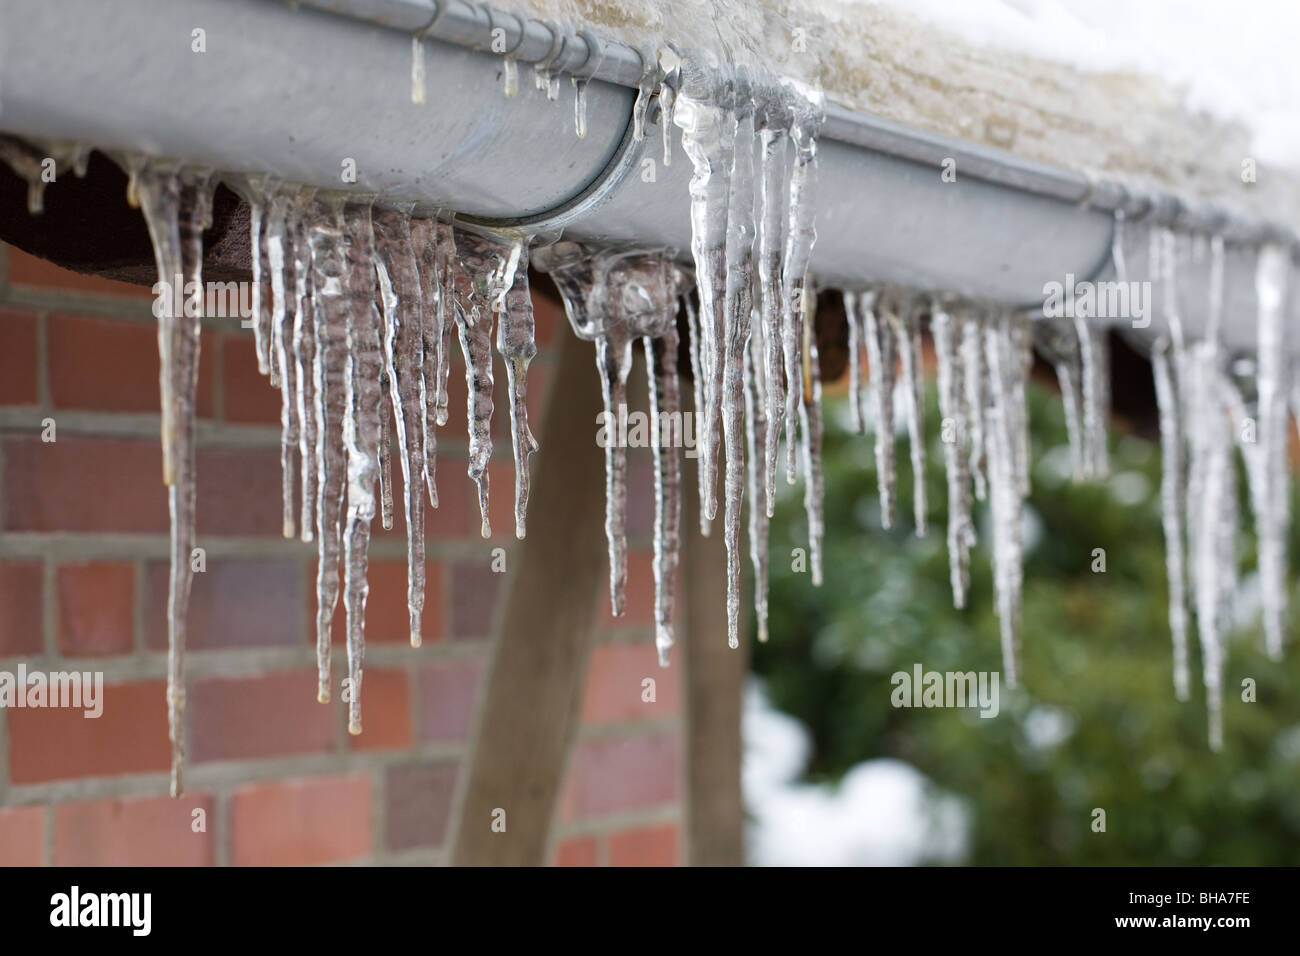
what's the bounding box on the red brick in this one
[5,246,153,298]
[221,332,281,425]
[582,642,681,725]
[384,762,457,852]
[425,466,470,538]
[331,559,442,647]
[350,668,412,752]
[553,836,597,867]
[446,561,501,641]
[530,283,562,347]
[598,550,656,628]
[0,806,45,865]
[8,680,169,784]
[145,559,302,651]
[4,436,167,533]
[608,823,679,867]
[56,562,134,656]
[418,656,484,743]
[562,732,679,820]
[54,794,214,866]
[0,561,44,657]
[0,309,39,405]
[231,774,372,866]
[195,445,286,537]
[189,670,334,764]
[48,313,214,416]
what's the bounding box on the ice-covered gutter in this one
[2,0,1295,350]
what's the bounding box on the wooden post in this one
[682,491,747,866]
[450,326,607,866]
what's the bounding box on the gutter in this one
[0,0,1296,346]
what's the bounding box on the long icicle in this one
[745,313,772,642]
[647,320,684,665]
[894,296,927,534]
[341,203,384,735]
[1254,243,1291,662]
[864,290,898,527]
[292,192,318,542]
[496,241,540,539]
[373,208,427,648]
[309,198,350,704]
[798,290,825,586]
[137,166,213,797]
[931,302,972,608]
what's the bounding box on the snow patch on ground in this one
[744,680,970,865]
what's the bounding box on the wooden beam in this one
[683,491,747,866]
[450,323,607,866]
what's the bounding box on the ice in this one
[684,294,711,535]
[378,377,394,531]
[1033,319,1086,481]
[411,35,427,105]
[646,324,684,665]
[722,95,758,648]
[495,240,540,540]
[450,230,502,539]
[340,203,384,736]
[983,311,1028,688]
[864,289,898,528]
[291,193,318,543]
[893,297,927,534]
[135,165,214,797]
[758,108,790,515]
[1253,244,1292,662]
[674,75,733,525]
[842,291,868,434]
[410,217,443,508]
[307,198,351,705]
[373,208,427,647]
[1152,227,1191,701]
[267,193,299,538]
[931,302,972,608]
[535,243,688,622]
[798,295,826,587]
[746,312,772,642]
[961,310,988,502]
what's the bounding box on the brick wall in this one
[0,241,683,866]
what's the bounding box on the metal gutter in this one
[0,0,1295,342]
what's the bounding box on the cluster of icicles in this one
[129,164,543,796]
[9,51,1295,797]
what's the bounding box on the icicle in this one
[646,321,684,665]
[1187,337,1235,752]
[267,193,299,538]
[451,230,501,539]
[0,138,50,214]
[248,198,274,377]
[864,290,898,527]
[373,207,427,648]
[291,193,318,543]
[779,88,824,487]
[843,291,867,434]
[341,203,384,736]
[378,381,394,531]
[673,72,734,525]
[496,240,540,539]
[961,310,988,502]
[573,77,590,139]
[758,107,789,515]
[410,217,443,509]
[892,297,927,534]
[136,166,213,797]
[721,95,757,648]
[308,199,351,705]
[632,68,656,141]
[983,311,1027,688]
[684,294,711,536]
[1033,319,1086,481]
[411,35,427,105]
[1254,243,1291,662]
[535,243,688,620]
[931,302,972,608]
[798,291,825,587]
[265,197,289,390]
[745,315,772,643]
[502,55,519,98]
[658,48,681,167]
[1152,226,1191,701]
[1152,337,1191,702]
